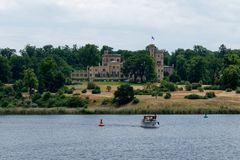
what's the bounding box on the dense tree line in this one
[169,45,240,89]
[0,43,240,91]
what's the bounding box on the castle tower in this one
[146,44,164,81]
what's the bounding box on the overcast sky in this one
[0,0,240,52]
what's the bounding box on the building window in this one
[103,69,106,72]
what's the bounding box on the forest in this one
[0,44,239,91]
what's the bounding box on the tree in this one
[169,71,180,82]
[23,69,38,97]
[206,54,222,84]
[100,45,113,55]
[114,84,135,105]
[106,86,111,92]
[218,44,228,58]
[175,54,187,81]
[10,55,27,81]
[77,44,100,68]
[224,53,240,67]
[20,45,37,58]
[163,50,170,65]
[39,57,67,92]
[221,65,240,89]
[193,45,208,56]
[0,48,16,59]
[122,51,155,82]
[186,56,208,83]
[0,56,11,83]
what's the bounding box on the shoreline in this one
[1,106,240,115]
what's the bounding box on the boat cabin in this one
[143,115,157,121]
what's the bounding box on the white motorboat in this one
[141,115,159,128]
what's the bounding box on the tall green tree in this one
[10,55,27,81]
[100,45,113,55]
[221,65,240,89]
[39,57,69,92]
[186,56,208,83]
[122,51,155,82]
[0,48,16,59]
[0,56,11,83]
[77,44,100,68]
[23,69,38,97]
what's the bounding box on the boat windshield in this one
[143,115,156,121]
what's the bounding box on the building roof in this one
[102,53,121,57]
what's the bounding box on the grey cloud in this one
[0,0,240,52]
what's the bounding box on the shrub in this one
[151,90,163,97]
[177,87,184,91]
[114,84,135,105]
[15,92,23,99]
[225,88,232,92]
[63,86,74,94]
[192,83,201,89]
[134,89,151,95]
[176,81,188,85]
[21,87,28,92]
[164,92,171,99]
[205,92,216,98]
[204,85,221,90]
[0,86,15,96]
[160,81,176,92]
[0,93,3,100]
[87,82,96,89]
[42,92,51,101]
[1,101,9,108]
[101,98,113,105]
[81,89,87,93]
[236,87,240,94]
[184,94,207,99]
[197,87,204,92]
[92,86,101,94]
[167,82,176,92]
[132,97,140,104]
[32,93,42,102]
[185,84,192,91]
[106,86,111,92]
[73,93,80,96]
[13,80,24,92]
[64,96,89,108]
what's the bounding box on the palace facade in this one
[71,44,173,82]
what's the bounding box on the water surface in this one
[0,115,240,160]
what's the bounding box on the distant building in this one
[164,64,174,76]
[71,44,172,82]
[146,44,164,81]
[71,51,124,83]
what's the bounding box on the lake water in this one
[0,115,240,160]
